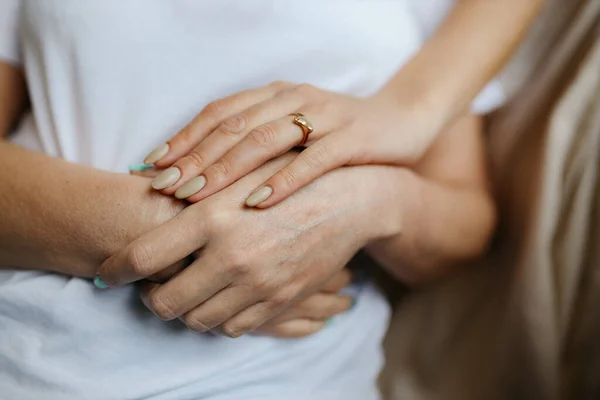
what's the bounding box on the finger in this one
[255,319,327,339]
[220,296,291,338]
[138,255,232,321]
[162,90,307,197]
[146,258,189,283]
[267,293,353,325]
[320,268,353,293]
[245,135,349,208]
[97,209,208,287]
[145,81,293,167]
[180,285,260,332]
[178,112,335,202]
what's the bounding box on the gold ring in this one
[290,113,314,146]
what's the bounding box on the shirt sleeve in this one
[0,0,22,66]
[407,0,507,114]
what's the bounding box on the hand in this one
[143,81,433,208]
[247,268,354,338]
[98,153,399,338]
[140,268,354,338]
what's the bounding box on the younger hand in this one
[143,81,434,208]
[139,268,354,338]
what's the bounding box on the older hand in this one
[98,153,399,337]
[143,81,434,208]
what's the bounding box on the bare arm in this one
[0,62,183,277]
[381,0,544,145]
[366,114,496,284]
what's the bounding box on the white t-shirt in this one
[0,1,505,399]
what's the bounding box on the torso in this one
[1,1,454,399]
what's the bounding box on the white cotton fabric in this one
[0,1,505,399]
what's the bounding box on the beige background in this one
[380,1,600,399]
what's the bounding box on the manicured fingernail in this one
[175,176,206,199]
[351,298,357,309]
[144,143,170,165]
[129,164,154,172]
[151,167,181,190]
[245,186,273,207]
[326,318,333,327]
[94,275,108,289]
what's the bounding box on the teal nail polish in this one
[94,276,108,289]
[326,318,333,327]
[128,164,154,172]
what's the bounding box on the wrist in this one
[324,165,414,246]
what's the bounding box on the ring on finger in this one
[290,113,314,146]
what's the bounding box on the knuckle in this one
[217,114,247,137]
[203,100,228,118]
[221,322,246,338]
[304,145,329,169]
[270,80,292,91]
[177,126,195,145]
[269,288,297,308]
[277,168,297,189]
[295,83,316,97]
[210,157,232,178]
[250,271,278,294]
[147,292,177,320]
[181,151,205,170]
[127,244,153,276]
[182,314,210,332]
[248,124,277,148]
[221,251,251,277]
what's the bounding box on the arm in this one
[366,113,496,284]
[138,0,543,208]
[0,62,183,277]
[382,0,545,135]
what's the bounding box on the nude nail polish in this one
[151,167,181,190]
[175,176,207,199]
[245,186,273,207]
[144,143,170,165]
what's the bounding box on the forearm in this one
[0,141,183,277]
[380,0,544,141]
[364,169,496,285]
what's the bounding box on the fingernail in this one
[151,167,181,190]
[129,164,154,172]
[94,275,108,289]
[144,143,170,165]
[175,176,207,199]
[326,318,333,327]
[245,186,273,207]
[351,298,357,309]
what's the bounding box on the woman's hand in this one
[254,269,353,338]
[98,152,401,338]
[140,268,354,338]
[128,162,354,338]
[143,81,434,208]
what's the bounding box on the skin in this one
[0,62,350,338]
[144,0,545,208]
[98,111,495,337]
